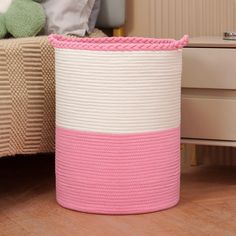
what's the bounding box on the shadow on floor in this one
[0,154,55,204]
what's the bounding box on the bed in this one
[0,0,126,158]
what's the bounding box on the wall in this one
[126,0,236,39]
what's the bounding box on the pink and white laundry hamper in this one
[49,35,188,214]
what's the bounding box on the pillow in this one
[88,0,101,34]
[41,0,96,36]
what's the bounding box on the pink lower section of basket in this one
[56,126,180,214]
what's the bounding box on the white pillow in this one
[42,0,95,36]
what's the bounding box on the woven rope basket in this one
[49,35,188,214]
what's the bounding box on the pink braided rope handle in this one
[48,34,189,51]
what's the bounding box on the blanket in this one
[0,29,106,158]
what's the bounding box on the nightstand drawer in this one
[181,95,236,141]
[182,48,236,89]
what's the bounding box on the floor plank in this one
[0,155,236,236]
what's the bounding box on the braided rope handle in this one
[48,34,189,51]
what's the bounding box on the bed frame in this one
[0,0,126,158]
[97,0,126,36]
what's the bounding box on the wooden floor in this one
[1,155,236,236]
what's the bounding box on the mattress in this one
[0,29,106,158]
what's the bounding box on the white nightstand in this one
[181,37,236,163]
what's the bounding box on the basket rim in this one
[48,34,189,51]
